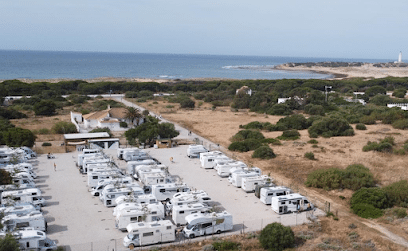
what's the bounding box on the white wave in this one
[222,65,276,70]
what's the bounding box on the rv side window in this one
[288,201,291,204]
[281,202,286,205]
[93,176,98,179]
[156,230,160,233]
[276,192,284,196]
[16,222,30,228]
[208,159,213,162]
[304,200,309,204]
[167,226,172,230]
[143,232,154,237]
[179,211,184,214]
[202,223,212,228]
[130,217,138,222]
[151,211,157,215]
[26,242,29,248]
[159,189,165,193]
[268,193,274,196]
[160,179,164,182]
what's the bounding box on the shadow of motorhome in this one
[232,223,246,232]
[47,224,68,234]
[45,216,56,223]
[36,175,50,179]
[35,179,47,183]
[36,184,49,188]
[43,196,52,200]
[46,201,60,206]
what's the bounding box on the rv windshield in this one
[186,224,194,230]
[127,234,139,240]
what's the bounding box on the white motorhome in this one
[87,170,124,188]
[151,183,190,201]
[12,177,36,188]
[127,159,156,175]
[1,188,45,207]
[77,152,105,169]
[12,171,36,181]
[19,147,37,158]
[115,194,158,207]
[166,190,212,211]
[91,177,133,196]
[271,193,313,214]
[172,203,210,225]
[118,147,140,160]
[0,204,37,216]
[216,161,247,177]
[187,145,208,158]
[2,229,57,251]
[115,203,165,231]
[260,186,292,205]
[82,158,113,174]
[241,175,273,193]
[100,186,136,207]
[199,151,228,169]
[123,149,148,162]
[229,171,261,188]
[2,211,47,232]
[183,211,233,238]
[123,220,175,248]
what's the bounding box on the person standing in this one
[54,162,56,171]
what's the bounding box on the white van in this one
[183,211,233,238]
[241,175,272,193]
[260,186,292,205]
[199,151,228,169]
[151,183,190,201]
[127,159,156,175]
[166,190,212,211]
[0,204,38,216]
[115,203,165,231]
[172,203,210,225]
[87,170,124,188]
[123,220,175,248]
[3,229,57,251]
[91,177,133,196]
[2,211,47,232]
[216,161,247,177]
[271,193,314,214]
[114,194,158,208]
[1,188,45,207]
[187,145,208,158]
[229,171,261,188]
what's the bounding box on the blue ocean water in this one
[0,50,392,80]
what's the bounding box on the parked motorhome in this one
[126,159,156,175]
[151,183,190,201]
[91,177,133,196]
[123,149,148,162]
[115,194,158,207]
[0,204,37,216]
[12,171,36,181]
[271,193,313,214]
[20,147,37,158]
[166,190,212,211]
[1,188,44,207]
[187,145,208,158]
[78,152,105,169]
[254,183,275,198]
[100,185,137,207]
[118,147,141,160]
[199,151,228,169]
[260,186,292,205]
[183,211,233,238]
[172,203,210,225]
[87,170,124,188]
[241,175,273,192]
[12,177,36,188]
[115,203,165,231]
[82,158,112,174]
[229,171,261,188]
[216,161,247,177]
[2,211,47,232]
[1,229,57,251]
[123,220,175,248]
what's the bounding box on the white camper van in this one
[166,190,212,211]
[0,204,37,216]
[114,194,158,208]
[260,186,292,205]
[199,151,228,169]
[172,203,210,225]
[123,149,148,162]
[2,229,57,251]
[115,203,165,231]
[241,175,273,193]
[1,188,45,207]
[87,170,123,188]
[151,183,190,201]
[271,193,313,214]
[123,220,175,248]
[91,177,133,196]
[183,211,233,238]
[229,171,261,188]
[187,145,208,158]
[100,186,136,207]
[2,211,47,232]
[127,159,156,175]
[216,161,247,178]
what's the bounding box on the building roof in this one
[83,110,109,120]
[109,107,127,119]
[88,138,119,142]
[63,132,110,140]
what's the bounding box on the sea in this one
[0,50,392,80]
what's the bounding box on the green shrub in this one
[392,119,408,129]
[391,208,407,218]
[308,139,318,144]
[212,240,240,251]
[120,121,128,128]
[277,130,300,140]
[262,138,282,145]
[383,180,408,207]
[0,233,20,251]
[33,100,57,116]
[180,98,195,108]
[231,130,265,142]
[342,164,375,191]
[355,123,367,130]
[350,187,392,209]
[89,127,112,137]
[276,114,310,130]
[304,104,325,116]
[240,121,264,130]
[267,104,292,116]
[228,139,263,152]
[42,142,52,146]
[252,146,276,159]
[393,89,407,98]
[352,203,383,219]
[52,121,77,134]
[0,169,13,185]
[370,94,393,106]
[363,137,394,153]
[308,117,354,138]
[259,223,295,251]
[360,115,376,125]
[305,168,343,190]
[38,128,50,135]
[3,127,36,147]
[304,152,315,160]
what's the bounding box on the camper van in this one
[260,186,292,205]
[216,161,247,178]
[187,145,208,158]
[0,204,37,216]
[115,203,165,231]
[2,229,57,251]
[254,183,275,198]
[100,185,137,207]
[2,211,47,232]
[1,188,45,207]
[11,177,36,188]
[151,183,190,201]
[166,190,212,211]
[127,159,157,175]
[87,170,124,188]
[118,147,142,160]
[115,194,158,207]
[123,149,148,162]
[229,171,261,188]
[183,211,233,238]
[91,177,133,196]
[172,203,210,225]
[271,193,313,214]
[241,175,273,193]
[123,220,175,248]
[199,151,228,169]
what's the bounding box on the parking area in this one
[33,144,322,250]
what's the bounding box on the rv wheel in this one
[129,243,135,249]
[95,192,99,196]
[216,230,221,234]
[189,234,195,239]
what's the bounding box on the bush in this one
[304,104,325,116]
[308,117,354,138]
[351,203,383,219]
[370,94,393,106]
[355,123,367,130]
[259,223,295,251]
[393,89,407,98]
[360,115,376,125]
[0,233,20,251]
[350,187,392,209]
[277,130,300,140]
[304,152,315,160]
[392,119,408,129]
[52,121,78,134]
[262,138,282,145]
[267,104,292,116]
[342,164,375,191]
[308,139,318,144]
[0,169,13,185]
[363,137,395,153]
[180,98,195,108]
[305,168,344,190]
[3,127,36,147]
[252,146,276,159]
[38,128,50,134]
[276,114,310,130]
[89,127,112,137]
[120,121,128,128]
[42,142,52,146]
[212,240,240,251]
[240,121,264,130]
[33,100,57,116]
[231,130,265,142]
[391,208,407,218]
[228,139,263,152]
[383,180,408,207]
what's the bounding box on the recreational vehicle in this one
[0,204,38,216]
[172,203,210,225]
[19,147,37,158]
[271,193,313,214]
[2,211,47,232]
[91,177,133,196]
[123,220,175,248]
[87,170,124,188]
[1,188,45,207]
[115,203,165,231]
[115,194,158,207]
[183,211,233,238]
[199,151,228,169]
[2,229,57,251]
[166,190,212,211]
[118,147,141,160]
[123,149,148,162]
[151,183,190,201]
[12,177,36,188]
[254,183,275,198]
[216,161,247,177]
[187,145,208,158]
[100,186,136,207]
[259,186,292,205]
[241,175,273,192]
[229,171,261,188]
[126,159,156,175]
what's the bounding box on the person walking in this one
[54,162,56,171]
[170,157,174,163]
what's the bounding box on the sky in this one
[0,0,407,60]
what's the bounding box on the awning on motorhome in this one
[67,141,86,145]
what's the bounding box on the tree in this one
[33,100,57,116]
[52,121,77,134]
[0,234,20,251]
[259,223,295,251]
[0,169,12,185]
[125,106,142,126]
[157,123,179,139]
[3,127,36,147]
[125,119,179,146]
[179,98,195,108]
